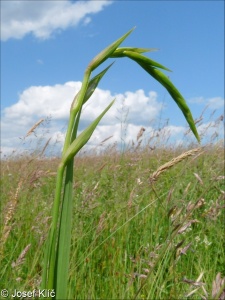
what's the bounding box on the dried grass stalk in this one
[11,244,31,268]
[137,127,146,141]
[25,118,44,137]
[40,137,51,157]
[149,147,202,182]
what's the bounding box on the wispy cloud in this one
[1,0,113,41]
[188,96,224,109]
[37,59,44,65]
[207,97,224,110]
[188,97,205,104]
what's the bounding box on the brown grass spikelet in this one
[193,173,204,185]
[135,127,146,149]
[176,242,192,258]
[25,118,44,137]
[137,127,146,141]
[202,196,225,220]
[183,272,208,298]
[177,219,200,234]
[99,135,113,146]
[40,137,51,157]
[149,147,202,183]
[11,244,31,268]
[166,187,174,203]
[184,182,191,195]
[186,198,205,212]
[183,276,205,287]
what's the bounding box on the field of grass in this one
[0,125,224,299]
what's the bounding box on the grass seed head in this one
[25,119,44,137]
[11,244,31,269]
[149,147,202,182]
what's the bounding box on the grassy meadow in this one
[0,117,224,299]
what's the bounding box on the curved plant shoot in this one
[41,27,200,299]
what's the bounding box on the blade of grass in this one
[55,97,115,299]
[42,101,114,298]
[88,27,135,71]
[123,50,200,142]
[55,161,74,299]
[64,27,135,154]
[111,48,171,71]
[41,163,65,291]
[62,99,115,166]
[70,63,114,143]
[110,47,158,57]
[70,63,114,113]
[52,99,114,299]
[42,29,135,298]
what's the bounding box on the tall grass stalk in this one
[41,28,200,299]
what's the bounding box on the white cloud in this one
[4,81,82,121]
[1,81,165,156]
[2,81,223,157]
[1,0,113,41]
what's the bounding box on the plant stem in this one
[63,68,91,155]
[46,162,65,290]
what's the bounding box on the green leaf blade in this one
[124,50,171,71]
[62,99,115,165]
[55,161,74,299]
[110,47,158,58]
[84,62,114,104]
[88,27,135,71]
[70,63,114,113]
[123,51,200,142]
[146,66,200,142]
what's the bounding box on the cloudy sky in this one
[1,0,224,157]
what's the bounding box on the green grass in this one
[1,140,224,299]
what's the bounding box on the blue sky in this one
[1,0,224,156]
